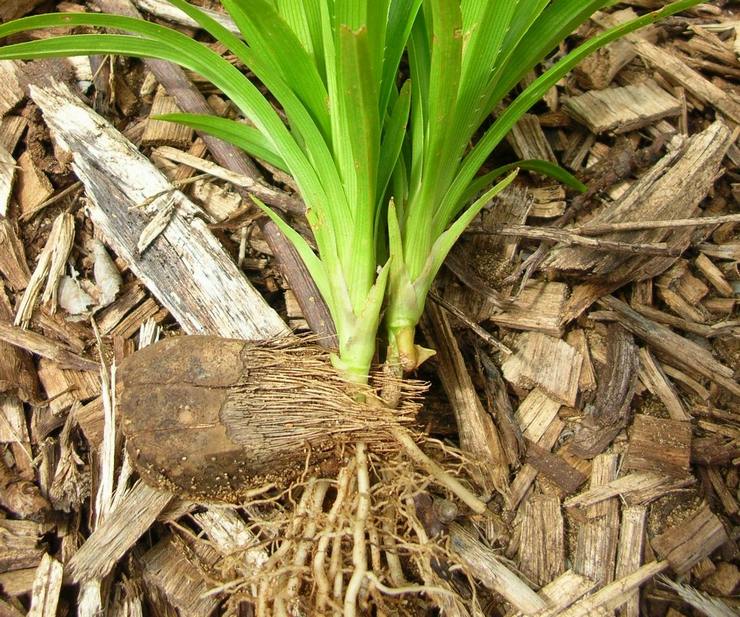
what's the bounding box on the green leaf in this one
[153,113,288,171]
[459,159,587,217]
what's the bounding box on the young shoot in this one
[0,0,704,384]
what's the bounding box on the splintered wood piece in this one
[27,554,63,617]
[518,496,565,587]
[0,292,39,404]
[599,295,740,398]
[486,281,569,338]
[614,506,647,617]
[0,61,24,116]
[37,359,101,415]
[501,332,582,407]
[624,415,692,477]
[67,480,171,582]
[449,523,547,614]
[0,115,28,153]
[0,144,14,217]
[0,519,48,571]
[525,441,587,495]
[515,388,562,443]
[14,152,53,216]
[566,330,597,393]
[141,536,221,617]
[530,185,566,218]
[638,348,690,421]
[0,322,98,372]
[0,219,31,292]
[422,303,509,495]
[565,80,681,134]
[559,561,668,617]
[547,121,732,278]
[506,114,557,162]
[564,472,693,511]
[29,80,288,341]
[574,454,620,587]
[700,562,740,597]
[694,253,734,298]
[512,570,597,617]
[141,87,193,147]
[571,324,638,458]
[651,504,728,575]
[119,336,417,501]
[508,417,565,510]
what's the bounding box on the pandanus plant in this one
[0,0,702,384]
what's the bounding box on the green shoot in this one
[0,0,704,383]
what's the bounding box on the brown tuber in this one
[118,336,420,502]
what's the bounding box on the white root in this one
[344,442,371,617]
[314,462,354,614]
[392,429,488,514]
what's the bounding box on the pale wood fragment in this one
[449,523,547,615]
[29,80,288,340]
[514,570,597,617]
[0,115,27,154]
[564,472,693,511]
[652,504,728,575]
[0,144,14,217]
[695,253,734,297]
[518,496,565,587]
[132,0,240,34]
[141,87,193,147]
[67,480,172,582]
[559,561,668,617]
[552,120,732,283]
[598,295,740,398]
[501,332,582,407]
[508,417,564,510]
[0,321,98,371]
[14,152,53,216]
[614,506,647,617]
[0,62,24,117]
[624,415,692,477]
[704,468,738,518]
[507,114,557,162]
[515,388,562,443]
[638,348,691,422]
[140,535,221,617]
[485,281,568,338]
[27,554,63,617]
[529,185,566,218]
[574,454,619,587]
[566,329,597,393]
[0,519,47,571]
[565,80,681,134]
[421,303,509,495]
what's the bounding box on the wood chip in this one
[651,504,728,575]
[449,523,547,614]
[67,480,172,582]
[565,80,681,134]
[14,152,53,215]
[141,87,193,148]
[0,61,24,117]
[30,80,288,340]
[638,348,691,421]
[571,324,638,458]
[526,441,588,495]
[515,388,562,443]
[486,281,569,338]
[421,303,509,494]
[624,415,692,477]
[574,454,620,587]
[140,535,221,617]
[27,554,63,617]
[507,114,557,162]
[598,295,740,399]
[518,496,566,587]
[614,506,647,617]
[501,332,582,407]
